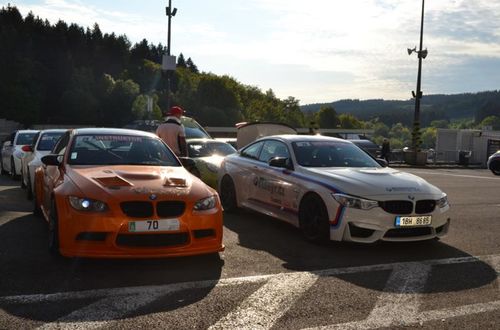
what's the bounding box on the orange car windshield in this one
[67,134,181,166]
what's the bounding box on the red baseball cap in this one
[168,106,184,116]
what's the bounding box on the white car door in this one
[251,139,299,223]
[232,141,264,206]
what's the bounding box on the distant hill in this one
[301,90,500,126]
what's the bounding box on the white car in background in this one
[218,134,450,243]
[487,150,500,175]
[0,130,39,179]
[20,129,66,199]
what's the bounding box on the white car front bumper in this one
[331,204,450,243]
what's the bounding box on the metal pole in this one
[166,0,173,113]
[412,0,425,159]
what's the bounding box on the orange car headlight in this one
[69,196,108,212]
[194,195,217,211]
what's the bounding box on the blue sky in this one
[3,0,500,105]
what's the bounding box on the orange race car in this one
[33,128,224,258]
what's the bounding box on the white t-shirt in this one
[156,116,186,156]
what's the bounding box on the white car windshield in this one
[37,132,64,151]
[292,140,381,168]
[16,132,37,145]
[68,134,180,166]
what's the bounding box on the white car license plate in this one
[128,219,180,232]
[395,215,432,227]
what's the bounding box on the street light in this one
[164,0,178,113]
[407,0,427,164]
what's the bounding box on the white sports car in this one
[20,129,66,199]
[1,130,39,178]
[218,134,450,243]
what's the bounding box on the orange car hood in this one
[66,165,213,201]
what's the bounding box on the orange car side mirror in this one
[41,154,61,166]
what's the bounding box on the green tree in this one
[479,115,500,130]
[282,96,304,127]
[338,113,362,129]
[315,106,339,128]
[389,123,411,147]
[60,68,99,124]
[131,94,162,120]
[177,53,187,68]
[421,127,437,149]
[102,78,140,126]
[430,119,449,128]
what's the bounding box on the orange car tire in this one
[33,178,42,216]
[48,200,61,257]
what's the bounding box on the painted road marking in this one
[209,272,318,330]
[0,254,497,330]
[2,254,495,305]
[37,292,165,330]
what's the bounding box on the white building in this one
[436,128,500,167]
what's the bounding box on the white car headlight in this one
[332,193,378,210]
[437,194,449,208]
[194,195,217,211]
[69,196,108,212]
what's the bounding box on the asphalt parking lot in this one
[0,168,499,329]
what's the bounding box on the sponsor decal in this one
[255,177,285,196]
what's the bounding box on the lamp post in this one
[164,0,177,112]
[407,0,427,164]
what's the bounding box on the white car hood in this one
[303,166,443,199]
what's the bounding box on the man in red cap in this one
[156,106,187,157]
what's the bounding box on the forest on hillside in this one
[302,91,500,128]
[0,5,305,128]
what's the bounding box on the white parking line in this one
[2,255,493,305]
[209,272,318,330]
[304,263,431,330]
[36,292,164,330]
[1,254,498,330]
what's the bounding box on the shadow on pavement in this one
[224,210,497,294]
[0,209,224,322]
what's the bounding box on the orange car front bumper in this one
[56,200,224,258]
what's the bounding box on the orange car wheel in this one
[33,179,41,216]
[26,174,33,200]
[48,200,61,256]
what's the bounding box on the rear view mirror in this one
[41,154,61,166]
[269,157,294,170]
[178,157,196,168]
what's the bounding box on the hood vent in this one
[93,176,133,187]
[164,177,187,187]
